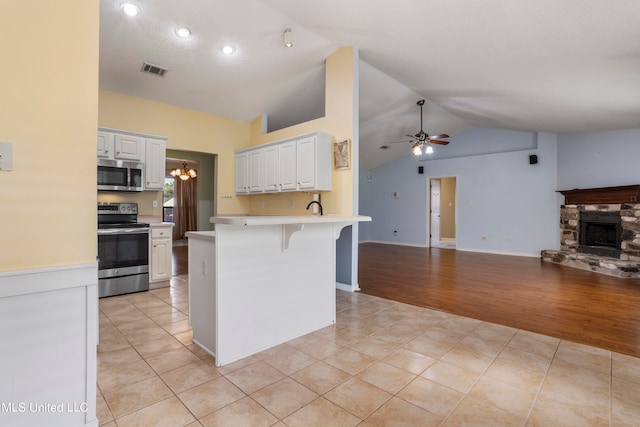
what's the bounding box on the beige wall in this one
[246,47,357,216]
[440,177,457,239]
[0,0,99,271]
[98,90,251,215]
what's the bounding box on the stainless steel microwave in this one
[97,159,144,192]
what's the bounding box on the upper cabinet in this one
[247,149,263,193]
[235,152,249,194]
[235,149,265,194]
[263,144,280,192]
[114,134,144,161]
[279,140,298,191]
[144,138,166,190]
[235,132,332,195]
[97,131,114,158]
[97,130,144,161]
[98,127,167,192]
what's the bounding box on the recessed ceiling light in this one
[221,45,236,55]
[175,27,191,38]
[121,3,139,17]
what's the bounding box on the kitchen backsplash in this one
[97,191,162,217]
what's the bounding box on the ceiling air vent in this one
[379,145,390,150]
[141,62,168,77]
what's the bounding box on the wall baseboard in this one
[363,240,427,248]
[336,281,360,292]
[360,241,540,258]
[456,247,540,258]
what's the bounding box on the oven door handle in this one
[98,228,150,235]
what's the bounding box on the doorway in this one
[429,177,457,249]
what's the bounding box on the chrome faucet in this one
[306,200,323,216]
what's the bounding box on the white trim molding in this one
[0,262,98,298]
[0,263,98,427]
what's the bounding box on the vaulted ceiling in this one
[99,0,640,169]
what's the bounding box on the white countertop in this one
[186,231,216,241]
[209,215,371,226]
[150,222,174,228]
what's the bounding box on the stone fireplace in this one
[541,185,640,278]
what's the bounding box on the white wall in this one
[557,129,640,189]
[364,129,561,256]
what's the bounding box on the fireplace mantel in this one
[559,185,640,205]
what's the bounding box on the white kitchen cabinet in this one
[263,145,280,192]
[262,141,296,192]
[296,136,317,189]
[144,138,166,190]
[150,224,173,283]
[248,149,263,193]
[114,134,145,161]
[279,140,297,191]
[234,132,332,195]
[296,133,332,191]
[97,131,114,158]
[235,152,249,194]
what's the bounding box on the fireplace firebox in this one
[578,211,622,258]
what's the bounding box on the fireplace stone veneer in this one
[541,186,640,278]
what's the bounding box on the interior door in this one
[430,179,441,247]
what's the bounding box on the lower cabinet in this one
[150,224,173,282]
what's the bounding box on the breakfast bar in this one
[187,214,371,366]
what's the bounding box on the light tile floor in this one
[97,275,640,426]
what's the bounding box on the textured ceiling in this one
[99,0,640,169]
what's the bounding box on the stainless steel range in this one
[97,202,149,298]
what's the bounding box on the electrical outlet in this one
[504,236,512,242]
[392,192,399,199]
[481,235,488,241]
[152,200,158,208]
[393,230,398,236]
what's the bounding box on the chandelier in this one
[170,162,197,181]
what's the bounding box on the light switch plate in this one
[0,142,14,171]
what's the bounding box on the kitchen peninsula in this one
[187,214,371,366]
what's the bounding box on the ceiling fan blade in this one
[404,134,419,140]
[430,134,449,140]
[430,139,450,145]
[388,140,413,144]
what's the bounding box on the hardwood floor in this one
[172,244,188,276]
[171,241,640,357]
[358,243,640,358]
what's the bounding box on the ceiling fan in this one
[392,99,450,156]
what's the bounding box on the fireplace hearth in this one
[541,185,640,279]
